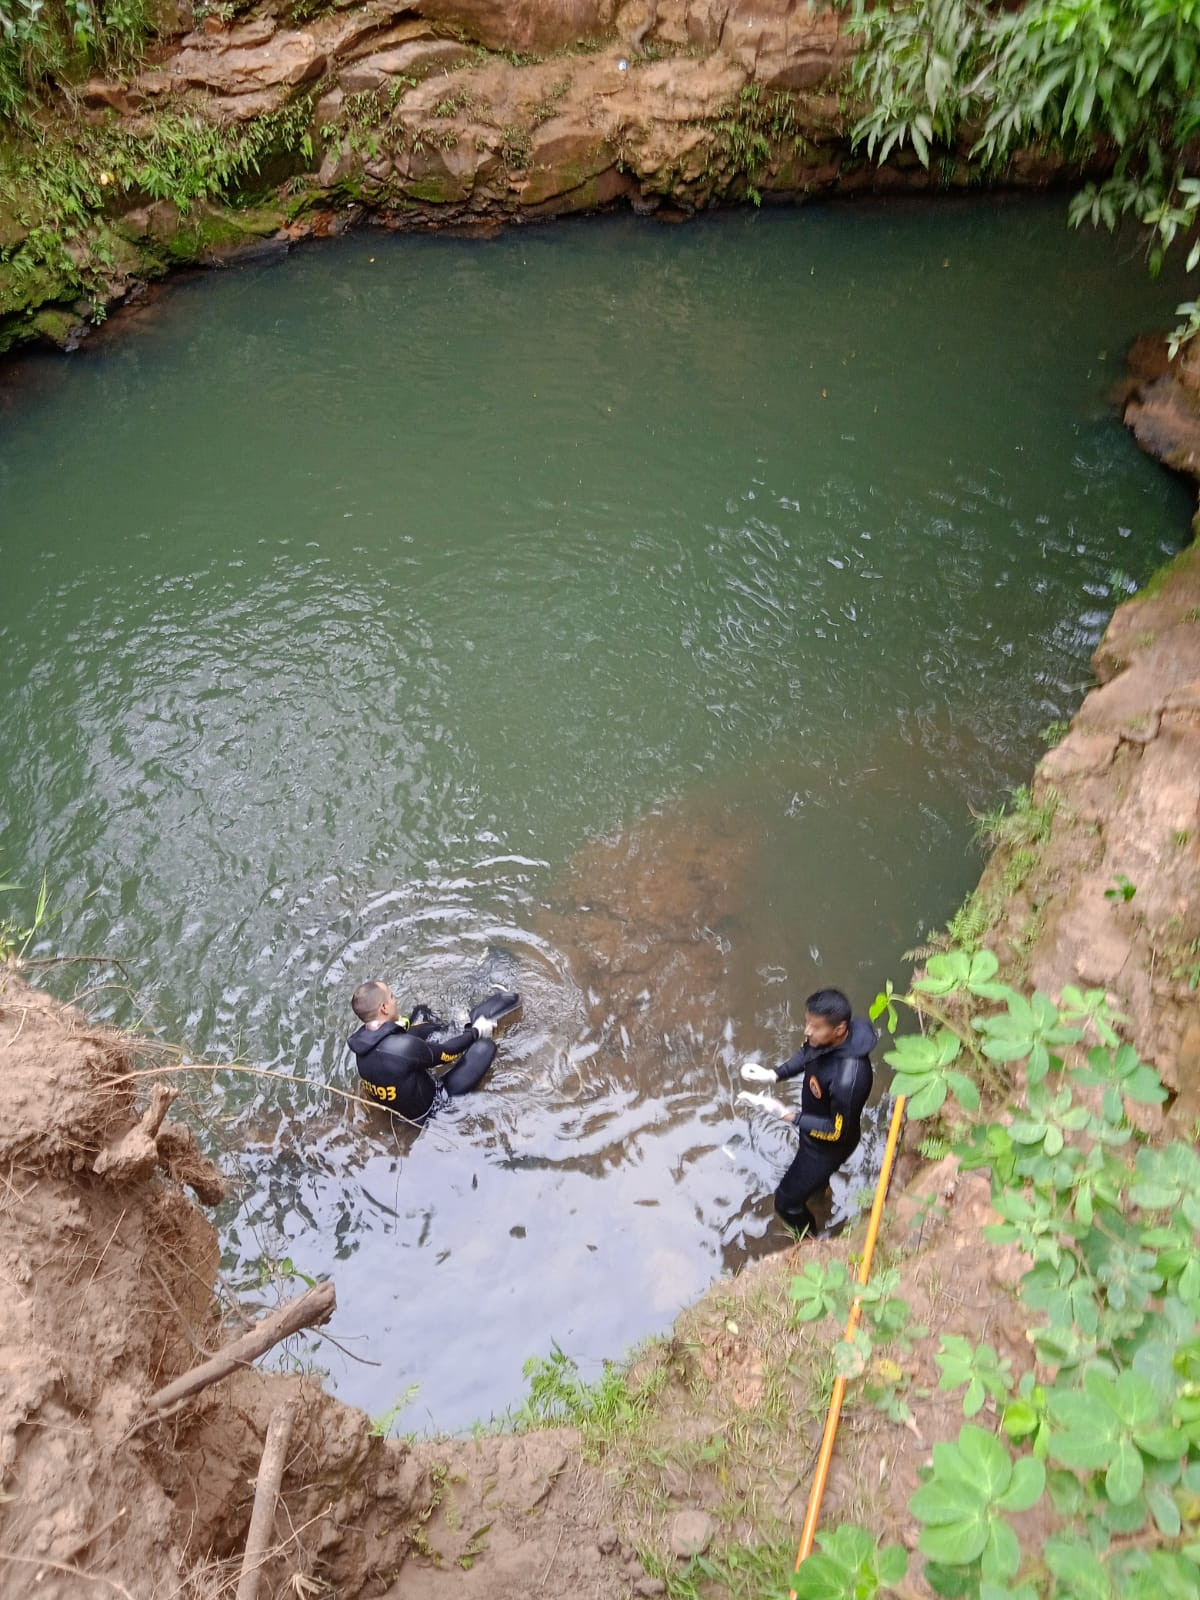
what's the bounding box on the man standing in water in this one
[740,987,876,1237]
[347,981,497,1125]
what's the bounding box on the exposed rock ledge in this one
[2,0,1076,357]
[973,528,1200,1135]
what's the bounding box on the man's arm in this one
[773,1047,809,1083]
[429,1026,484,1066]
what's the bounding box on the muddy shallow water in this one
[0,199,1192,1429]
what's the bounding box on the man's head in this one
[804,987,851,1048]
[351,980,397,1026]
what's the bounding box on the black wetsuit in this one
[773,1016,877,1235]
[347,1013,495,1123]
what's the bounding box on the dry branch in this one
[146,1281,336,1411]
[235,1397,299,1600]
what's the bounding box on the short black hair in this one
[805,988,851,1027]
[352,980,389,1021]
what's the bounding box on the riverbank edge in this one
[0,0,1084,362]
[2,464,1197,1598]
[4,8,1200,1594]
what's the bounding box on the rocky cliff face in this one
[1,0,1039,356]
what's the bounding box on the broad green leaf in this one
[910,1475,987,1528]
[915,951,971,995]
[1093,1368,1158,1429]
[956,1423,1014,1498]
[1044,1541,1114,1600]
[1107,1434,1145,1503]
[916,1510,988,1566]
[995,1453,1045,1513]
[814,1523,875,1570]
[904,1078,948,1120]
[790,1552,855,1600]
[1147,1481,1182,1537]
[1002,1399,1039,1439]
[876,1545,908,1585]
[944,1070,981,1111]
[980,1515,1020,1582]
[980,1585,1038,1600]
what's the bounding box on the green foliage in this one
[972,783,1056,852]
[0,869,48,959]
[789,1259,924,1403]
[886,1025,979,1118]
[233,1250,318,1292]
[935,1335,1014,1418]
[514,1341,663,1452]
[791,1525,908,1600]
[789,1257,854,1323]
[498,122,531,170]
[0,99,312,304]
[369,1382,420,1438]
[821,957,1200,1599]
[974,988,1082,1083]
[0,0,156,121]
[1105,871,1138,903]
[706,85,810,203]
[836,0,1200,349]
[944,887,1001,953]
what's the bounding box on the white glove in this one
[736,1089,789,1117]
[473,1015,496,1040]
[740,1061,776,1083]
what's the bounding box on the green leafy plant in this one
[0,0,156,121]
[835,0,1200,350]
[703,85,810,203]
[792,1524,908,1600]
[935,1335,1014,1418]
[370,1382,420,1437]
[514,1340,664,1453]
[972,784,1057,852]
[801,955,1200,1599]
[910,1424,1045,1581]
[0,98,315,311]
[1105,872,1138,903]
[0,870,48,960]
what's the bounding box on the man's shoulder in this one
[371,1028,424,1059]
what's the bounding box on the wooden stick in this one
[234,1397,299,1600]
[146,1281,335,1411]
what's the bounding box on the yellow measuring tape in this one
[790,1092,909,1594]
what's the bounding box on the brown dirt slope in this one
[0,974,406,1598]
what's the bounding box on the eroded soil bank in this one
[0,967,1035,1599]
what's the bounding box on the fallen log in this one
[234,1396,299,1600]
[146,1280,336,1411]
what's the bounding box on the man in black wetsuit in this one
[347,979,497,1124]
[741,987,876,1237]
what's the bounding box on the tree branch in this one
[146,1281,335,1412]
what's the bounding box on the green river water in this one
[0,198,1192,1431]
